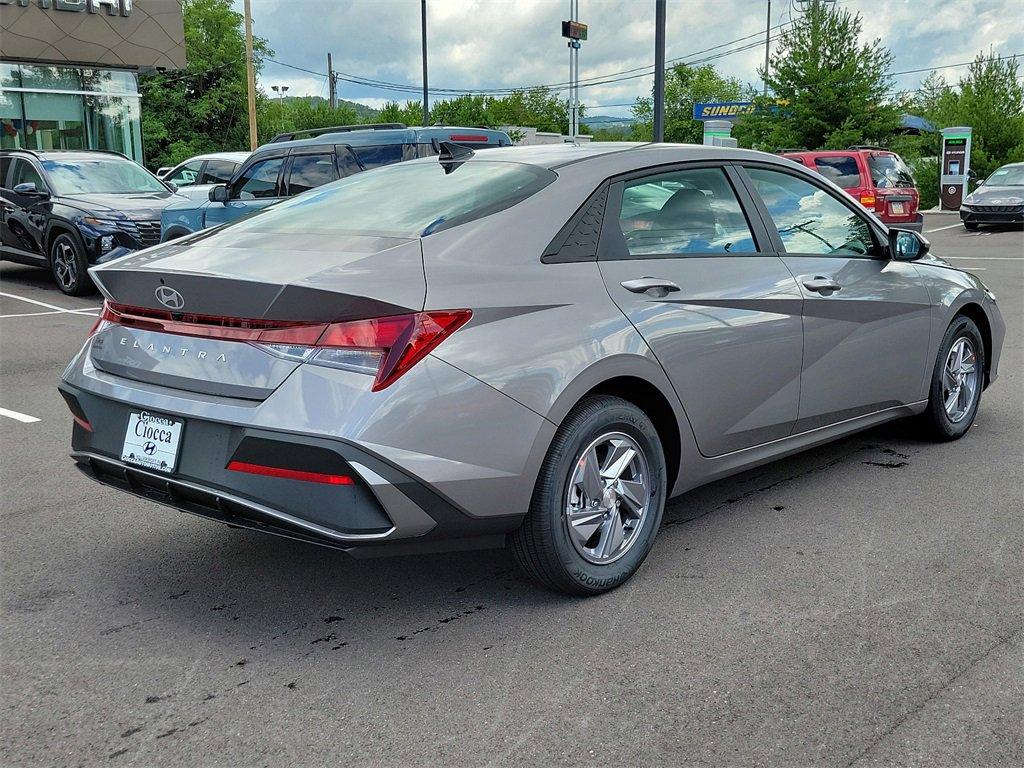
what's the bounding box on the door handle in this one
[802,276,842,295]
[621,277,681,296]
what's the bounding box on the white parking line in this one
[945,256,1023,261]
[0,407,41,424]
[925,222,964,233]
[0,309,99,319]
[0,291,100,318]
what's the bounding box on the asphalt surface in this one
[1,213,1021,767]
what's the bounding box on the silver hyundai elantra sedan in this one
[60,142,1005,595]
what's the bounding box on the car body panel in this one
[60,143,1006,557]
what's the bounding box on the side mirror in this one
[13,182,49,199]
[889,228,929,261]
[165,181,178,193]
[208,184,229,203]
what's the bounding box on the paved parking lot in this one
[1,213,1021,767]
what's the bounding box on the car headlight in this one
[1004,196,1024,205]
[82,216,122,229]
[963,194,976,205]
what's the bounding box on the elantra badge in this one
[155,286,185,310]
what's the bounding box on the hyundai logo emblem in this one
[155,286,185,310]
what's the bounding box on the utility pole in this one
[243,0,258,150]
[421,0,429,126]
[763,0,771,96]
[653,0,666,142]
[327,52,337,109]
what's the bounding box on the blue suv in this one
[161,124,512,241]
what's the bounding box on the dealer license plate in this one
[890,201,905,215]
[121,411,183,474]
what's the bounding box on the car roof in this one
[422,142,780,171]
[183,151,250,163]
[252,126,511,155]
[0,148,131,161]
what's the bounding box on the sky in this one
[240,0,1024,117]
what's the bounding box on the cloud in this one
[241,0,1024,115]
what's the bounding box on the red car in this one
[781,147,923,231]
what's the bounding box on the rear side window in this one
[868,154,915,188]
[234,157,283,199]
[812,156,861,189]
[206,160,556,239]
[353,144,414,170]
[617,168,756,256]
[165,160,202,185]
[746,167,875,256]
[287,153,339,195]
[0,156,12,186]
[201,159,238,185]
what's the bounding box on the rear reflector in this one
[227,460,354,485]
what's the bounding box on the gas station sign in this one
[561,20,588,40]
[940,126,972,211]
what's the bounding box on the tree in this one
[733,0,901,151]
[139,0,270,170]
[631,63,745,143]
[914,51,1024,182]
[257,97,362,142]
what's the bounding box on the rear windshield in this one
[867,154,915,188]
[217,160,556,238]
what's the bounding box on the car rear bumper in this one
[884,213,924,232]
[59,341,551,555]
[960,207,1024,225]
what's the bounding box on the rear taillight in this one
[94,301,471,392]
[859,193,876,207]
[302,310,472,391]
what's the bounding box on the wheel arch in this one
[44,220,85,257]
[953,302,993,387]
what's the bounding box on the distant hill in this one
[280,95,379,120]
[582,114,638,129]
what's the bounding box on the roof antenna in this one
[436,140,474,174]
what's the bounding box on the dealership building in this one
[0,0,184,162]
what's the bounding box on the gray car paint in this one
[62,143,1005,551]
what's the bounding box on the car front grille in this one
[972,205,1023,213]
[119,219,163,247]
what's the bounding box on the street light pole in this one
[763,0,771,96]
[421,0,429,126]
[243,0,258,150]
[653,0,666,142]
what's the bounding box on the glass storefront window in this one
[19,64,82,91]
[22,92,86,151]
[1,90,24,149]
[0,62,143,161]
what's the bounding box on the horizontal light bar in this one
[226,460,354,485]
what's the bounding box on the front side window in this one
[40,157,163,195]
[287,153,338,195]
[746,167,876,256]
[11,159,45,190]
[166,161,203,185]
[233,157,284,199]
[617,167,756,256]
[200,159,238,184]
[813,156,861,189]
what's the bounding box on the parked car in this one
[160,124,512,241]
[156,151,250,203]
[0,149,183,295]
[781,147,924,231]
[61,142,1003,594]
[960,161,1024,230]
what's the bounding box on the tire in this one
[510,395,667,596]
[49,231,93,296]
[918,315,985,441]
[963,221,979,231]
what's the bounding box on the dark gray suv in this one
[61,143,1005,594]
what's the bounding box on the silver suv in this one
[60,143,1005,594]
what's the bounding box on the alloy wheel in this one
[942,337,979,423]
[564,432,652,564]
[53,240,78,291]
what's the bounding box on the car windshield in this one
[41,156,167,195]
[867,154,915,188]
[215,160,556,238]
[984,165,1024,186]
